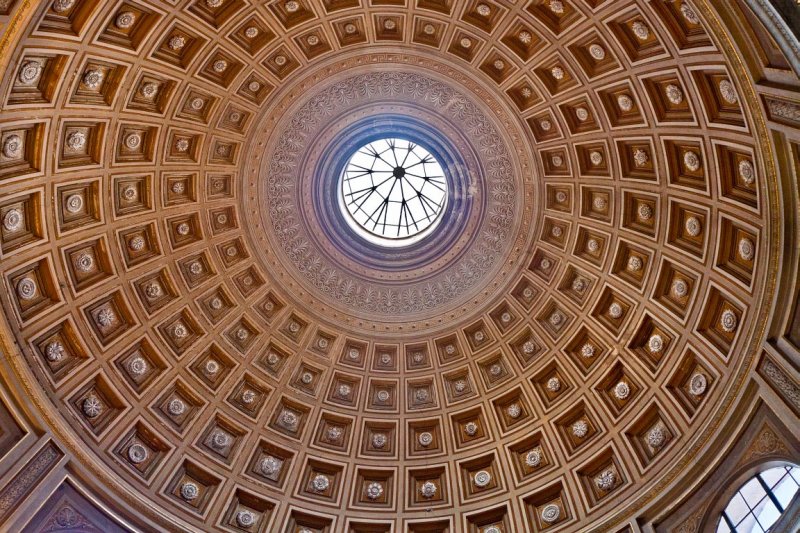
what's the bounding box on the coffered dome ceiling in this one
[0,0,797,532]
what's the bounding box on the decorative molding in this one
[0,442,62,522]
[758,356,800,415]
[738,424,792,467]
[671,503,708,533]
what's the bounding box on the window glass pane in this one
[726,492,751,523]
[717,465,800,533]
[759,467,787,489]
[755,499,780,530]
[736,512,758,533]
[785,468,800,488]
[773,476,800,508]
[740,478,767,505]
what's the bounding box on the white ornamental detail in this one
[631,21,650,41]
[115,12,136,29]
[572,419,589,438]
[311,474,330,492]
[525,447,543,467]
[365,482,384,500]
[541,504,561,523]
[680,3,700,25]
[473,470,491,487]
[738,160,755,185]
[720,309,738,332]
[595,469,616,491]
[719,79,738,104]
[3,134,23,158]
[683,150,701,172]
[589,44,606,60]
[420,481,437,498]
[689,373,708,396]
[18,61,42,85]
[180,482,199,501]
[665,84,684,105]
[738,238,755,261]
[685,216,702,237]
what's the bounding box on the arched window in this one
[716,465,799,532]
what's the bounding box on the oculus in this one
[339,138,447,247]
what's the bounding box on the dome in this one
[0,1,798,532]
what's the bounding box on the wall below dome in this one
[0,1,797,532]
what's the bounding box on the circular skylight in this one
[339,138,448,247]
